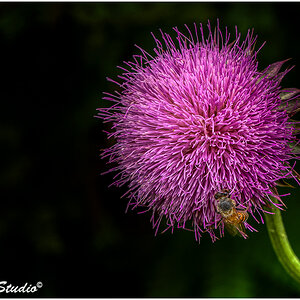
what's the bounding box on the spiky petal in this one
[97,21,299,242]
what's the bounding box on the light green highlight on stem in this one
[264,196,300,284]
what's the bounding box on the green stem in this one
[264,196,300,284]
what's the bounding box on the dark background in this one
[1,2,300,297]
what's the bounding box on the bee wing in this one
[235,223,248,239]
[224,223,239,237]
[224,223,248,239]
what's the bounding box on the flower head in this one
[98,21,299,242]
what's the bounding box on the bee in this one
[215,189,249,238]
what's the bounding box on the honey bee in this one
[215,189,249,238]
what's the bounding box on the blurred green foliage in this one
[0,2,300,297]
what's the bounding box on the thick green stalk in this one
[264,197,300,284]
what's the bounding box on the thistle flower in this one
[97,21,299,242]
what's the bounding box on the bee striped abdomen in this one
[224,210,248,224]
[237,211,248,222]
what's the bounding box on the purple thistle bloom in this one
[97,21,299,242]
